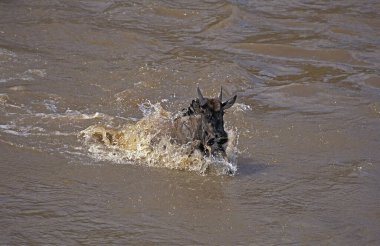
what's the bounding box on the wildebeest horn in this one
[219,86,223,101]
[197,86,207,106]
[222,95,237,110]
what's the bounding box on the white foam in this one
[0,48,17,58]
[233,103,252,112]
[0,69,47,84]
[0,124,46,137]
[43,99,58,112]
[35,110,114,121]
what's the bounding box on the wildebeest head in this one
[197,87,237,157]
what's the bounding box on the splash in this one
[79,102,238,175]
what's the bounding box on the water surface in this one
[1,0,380,245]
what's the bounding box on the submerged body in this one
[80,100,239,175]
[80,87,238,173]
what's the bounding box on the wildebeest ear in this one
[222,95,237,110]
[197,86,207,106]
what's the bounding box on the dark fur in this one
[173,87,237,158]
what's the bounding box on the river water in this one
[1,0,380,245]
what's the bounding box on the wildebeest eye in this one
[207,138,215,146]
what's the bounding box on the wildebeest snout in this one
[206,131,228,147]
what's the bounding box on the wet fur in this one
[172,88,237,157]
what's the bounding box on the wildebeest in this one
[79,86,238,174]
[172,87,237,159]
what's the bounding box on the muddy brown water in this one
[1,0,380,245]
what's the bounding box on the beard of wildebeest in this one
[197,87,237,158]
